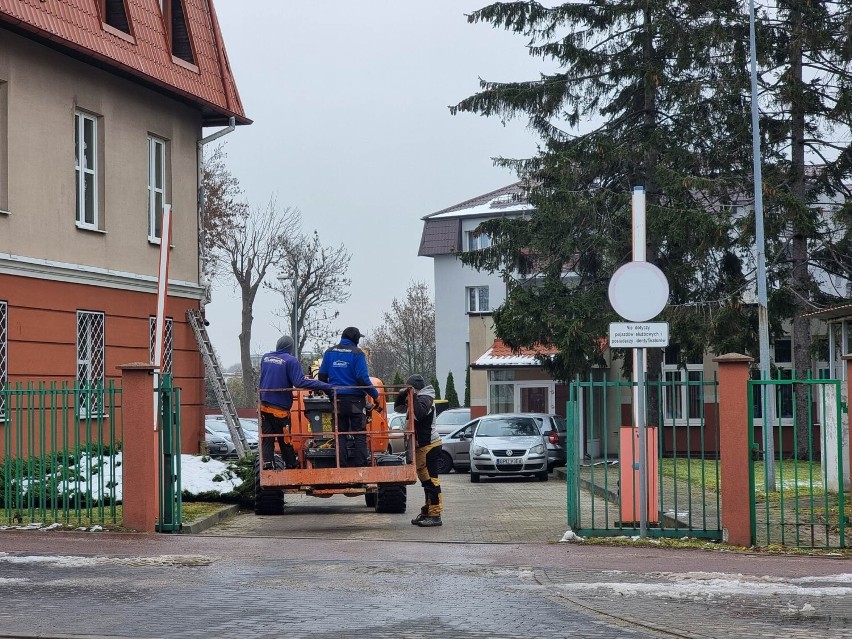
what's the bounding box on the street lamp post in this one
[748,0,776,488]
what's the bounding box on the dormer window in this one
[163,0,196,65]
[101,0,131,35]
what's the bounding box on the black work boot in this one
[411,508,428,525]
[415,516,442,527]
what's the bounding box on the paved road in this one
[0,473,850,638]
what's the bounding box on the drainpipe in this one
[197,116,236,310]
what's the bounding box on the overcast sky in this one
[205,1,545,367]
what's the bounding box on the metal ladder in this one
[187,308,249,458]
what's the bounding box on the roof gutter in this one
[197,117,236,309]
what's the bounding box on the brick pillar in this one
[713,353,754,547]
[844,354,852,495]
[118,363,159,532]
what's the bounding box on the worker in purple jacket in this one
[258,335,333,470]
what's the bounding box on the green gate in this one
[1,380,121,526]
[566,375,722,539]
[156,374,182,533]
[748,375,848,548]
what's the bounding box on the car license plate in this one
[496,457,522,465]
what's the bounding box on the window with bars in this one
[147,136,166,242]
[0,301,6,419]
[149,316,173,374]
[75,111,99,229]
[751,339,794,421]
[77,311,105,415]
[466,286,489,313]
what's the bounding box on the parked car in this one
[467,414,549,482]
[434,408,472,436]
[204,428,231,457]
[437,419,478,474]
[205,415,259,456]
[527,414,567,471]
[386,410,409,454]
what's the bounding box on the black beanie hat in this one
[406,374,425,390]
[276,335,294,354]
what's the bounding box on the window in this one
[488,369,514,413]
[101,0,131,34]
[661,345,704,423]
[752,339,794,421]
[164,0,195,64]
[147,136,166,242]
[77,311,105,415]
[465,231,490,251]
[74,111,99,229]
[149,316,173,374]
[466,286,489,313]
[0,301,6,418]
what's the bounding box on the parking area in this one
[203,471,569,543]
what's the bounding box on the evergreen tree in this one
[450,1,769,395]
[391,370,405,403]
[430,376,441,400]
[445,372,460,408]
[464,367,471,408]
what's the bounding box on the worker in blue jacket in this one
[258,335,333,470]
[318,327,381,467]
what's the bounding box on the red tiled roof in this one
[0,0,248,125]
[489,339,559,358]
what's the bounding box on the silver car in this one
[468,415,549,482]
[205,416,259,456]
[434,408,472,436]
[437,419,478,474]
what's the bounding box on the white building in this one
[418,183,535,415]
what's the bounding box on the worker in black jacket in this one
[395,374,443,527]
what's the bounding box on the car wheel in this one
[536,470,549,482]
[253,456,285,516]
[365,492,377,508]
[470,472,480,483]
[436,451,453,475]
[375,485,406,513]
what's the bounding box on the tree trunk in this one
[790,4,812,460]
[240,284,257,407]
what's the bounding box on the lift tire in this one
[365,492,377,508]
[254,456,285,516]
[375,485,406,513]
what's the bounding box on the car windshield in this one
[206,420,229,433]
[435,410,469,426]
[477,417,539,437]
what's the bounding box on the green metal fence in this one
[748,375,848,548]
[157,374,182,532]
[1,380,121,526]
[566,374,722,539]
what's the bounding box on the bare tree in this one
[270,230,352,360]
[210,196,301,401]
[365,281,435,382]
[364,324,399,384]
[200,144,248,289]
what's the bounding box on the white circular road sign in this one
[608,261,669,322]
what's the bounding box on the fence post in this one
[118,363,158,532]
[713,353,753,547]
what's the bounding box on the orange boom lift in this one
[254,378,417,515]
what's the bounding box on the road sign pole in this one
[632,186,647,538]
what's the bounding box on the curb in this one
[180,504,240,534]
